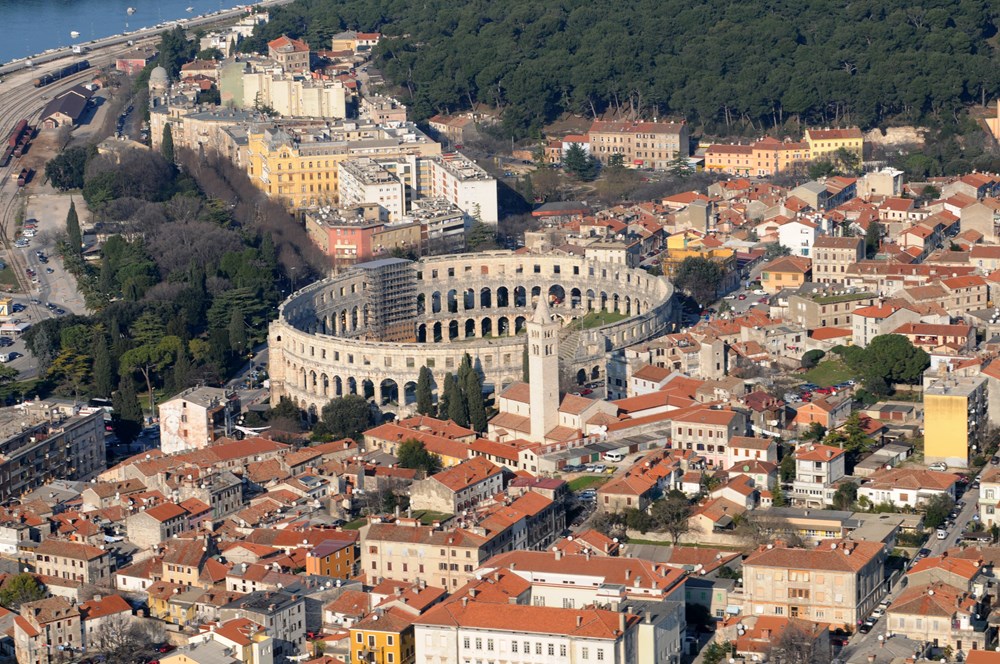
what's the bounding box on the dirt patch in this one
[544,114,594,137]
[864,126,927,149]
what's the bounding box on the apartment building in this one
[887,582,988,652]
[125,501,189,549]
[705,137,810,178]
[760,256,812,294]
[418,153,499,224]
[587,120,689,170]
[33,539,111,587]
[812,236,864,284]
[803,128,864,159]
[15,597,82,664]
[242,71,347,119]
[337,158,407,220]
[856,468,958,509]
[669,408,748,468]
[978,465,1000,527]
[360,520,494,590]
[267,35,310,72]
[414,601,642,664]
[409,457,505,514]
[787,286,877,331]
[851,303,923,347]
[158,386,240,455]
[742,539,886,630]
[924,374,988,469]
[221,590,306,663]
[791,443,846,508]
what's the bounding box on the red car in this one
[580,388,593,395]
[738,294,747,300]
[157,644,175,654]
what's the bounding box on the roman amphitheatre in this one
[268,251,677,415]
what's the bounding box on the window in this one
[561,645,567,656]
[548,644,555,656]
[536,643,543,655]
[597,649,605,661]
[511,642,518,653]
[475,638,482,650]
[487,640,494,651]
[583,647,590,659]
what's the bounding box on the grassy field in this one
[412,510,453,525]
[802,359,854,387]
[568,475,609,492]
[0,265,20,292]
[342,517,367,530]
[571,311,628,330]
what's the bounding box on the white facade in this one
[792,446,846,507]
[777,220,819,257]
[422,154,498,224]
[338,158,406,220]
[243,71,347,119]
[858,483,954,510]
[528,299,560,442]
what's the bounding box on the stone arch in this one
[624,295,632,315]
[403,381,417,405]
[514,286,526,307]
[480,287,492,309]
[465,318,476,338]
[548,284,566,306]
[347,377,358,395]
[531,285,542,304]
[380,379,399,406]
[515,316,527,334]
[570,287,582,308]
[635,300,642,316]
[431,291,442,314]
[417,293,426,315]
[600,291,609,311]
[333,376,343,397]
[591,365,601,380]
[497,286,509,308]
[576,369,587,385]
[481,318,493,337]
[321,373,330,397]
[464,288,476,310]
[433,321,443,342]
[362,379,375,400]
[340,310,347,332]
[417,323,427,343]
[309,370,318,394]
[498,316,510,336]
[351,306,360,331]
[449,320,460,340]
[307,403,318,421]
[447,289,459,314]
[613,293,621,313]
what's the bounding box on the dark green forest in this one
[239,0,1000,136]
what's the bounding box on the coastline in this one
[0,0,294,73]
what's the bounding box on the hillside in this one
[243,0,1000,137]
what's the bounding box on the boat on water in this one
[127,7,136,15]
[186,6,194,11]
[70,30,80,38]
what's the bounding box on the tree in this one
[801,349,825,369]
[46,349,90,402]
[651,494,691,544]
[161,123,175,164]
[319,394,377,441]
[865,220,882,258]
[769,621,832,664]
[522,345,529,382]
[112,378,144,445]
[463,368,488,432]
[608,153,626,170]
[444,373,469,428]
[673,256,724,306]
[120,335,183,413]
[832,481,858,511]
[467,221,498,251]
[624,508,654,533]
[95,613,166,664]
[801,422,826,442]
[0,574,45,611]
[416,366,434,416]
[66,200,82,254]
[228,308,247,353]
[563,143,598,180]
[862,334,930,389]
[396,439,443,474]
[924,493,955,529]
[45,146,91,190]
[771,481,788,507]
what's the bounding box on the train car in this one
[32,59,90,88]
[0,146,12,168]
[15,168,30,187]
[6,120,27,148]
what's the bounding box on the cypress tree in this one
[438,374,452,422]
[66,201,81,255]
[161,122,175,164]
[97,255,115,296]
[416,366,434,416]
[112,377,144,444]
[464,369,487,433]
[228,309,247,353]
[522,345,530,382]
[92,335,114,398]
[446,373,468,428]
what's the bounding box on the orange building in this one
[705,137,811,177]
[305,537,359,579]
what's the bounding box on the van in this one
[937,529,948,540]
[604,451,626,463]
[0,354,12,363]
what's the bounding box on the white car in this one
[929,462,948,472]
[752,288,766,295]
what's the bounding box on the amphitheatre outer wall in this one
[268,251,678,415]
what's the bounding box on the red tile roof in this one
[415,601,640,639]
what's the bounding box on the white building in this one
[414,601,642,664]
[777,218,820,257]
[243,71,347,119]
[792,443,846,507]
[857,468,958,509]
[338,158,407,220]
[158,386,240,455]
[420,153,498,224]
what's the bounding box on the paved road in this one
[839,476,982,662]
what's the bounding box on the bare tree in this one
[95,615,165,664]
[768,621,832,664]
[733,512,806,551]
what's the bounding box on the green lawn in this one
[412,510,453,525]
[802,359,854,387]
[342,518,367,530]
[571,311,628,330]
[568,475,610,492]
[0,265,20,292]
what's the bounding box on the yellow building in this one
[245,122,440,211]
[147,582,200,626]
[662,233,737,282]
[760,256,812,294]
[804,127,864,160]
[350,608,415,664]
[924,375,988,469]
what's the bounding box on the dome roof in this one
[149,66,169,85]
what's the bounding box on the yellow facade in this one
[305,541,358,579]
[804,129,864,159]
[924,393,971,468]
[245,127,440,211]
[662,245,736,279]
[350,623,413,664]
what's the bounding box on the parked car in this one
[929,462,948,472]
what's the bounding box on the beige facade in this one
[34,540,111,587]
[15,598,82,664]
[742,540,886,631]
[158,386,240,455]
[588,120,689,169]
[812,236,864,284]
[243,72,347,119]
[787,288,877,330]
[268,252,676,414]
